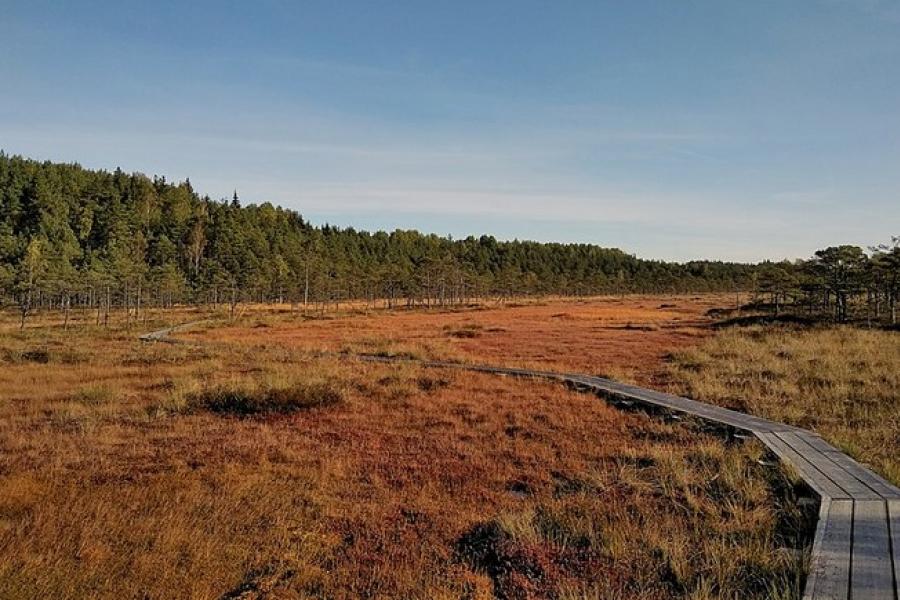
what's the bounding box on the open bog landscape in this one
[3,2,899,598]
[1,294,897,599]
[0,296,805,599]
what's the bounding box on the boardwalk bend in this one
[142,321,900,600]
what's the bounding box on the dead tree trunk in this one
[63,294,71,330]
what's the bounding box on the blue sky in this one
[2,1,898,261]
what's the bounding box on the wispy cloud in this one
[825,0,900,22]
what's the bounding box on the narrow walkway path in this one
[143,322,900,600]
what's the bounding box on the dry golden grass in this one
[0,296,813,599]
[668,325,900,485]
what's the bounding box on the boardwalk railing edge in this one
[141,321,900,600]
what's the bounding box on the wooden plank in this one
[806,499,853,600]
[796,432,842,454]
[570,375,798,433]
[793,432,900,499]
[851,500,895,600]
[437,366,780,435]
[802,498,832,600]
[825,452,900,502]
[778,433,884,500]
[756,433,849,500]
[588,379,777,432]
[889,500,900,599]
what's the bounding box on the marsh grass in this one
[456,438,812,600]
[0,297,812,599]
[669,325,900,484]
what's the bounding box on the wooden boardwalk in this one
[142,325,900,599]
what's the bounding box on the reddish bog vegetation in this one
[0,295,809,599]
[192,294,733,385]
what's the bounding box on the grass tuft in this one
[187,380,344,416]
[72,385,115,405]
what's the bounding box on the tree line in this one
[753,241,900,326]
[0,153,896,328]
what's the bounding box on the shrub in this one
[455,520,554,599]
[72,385,114,405]
[1,346,87,365]
[443,323,483,338]
[20,349,52,363]
[188,381,344,416]
[416,376,450,392]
